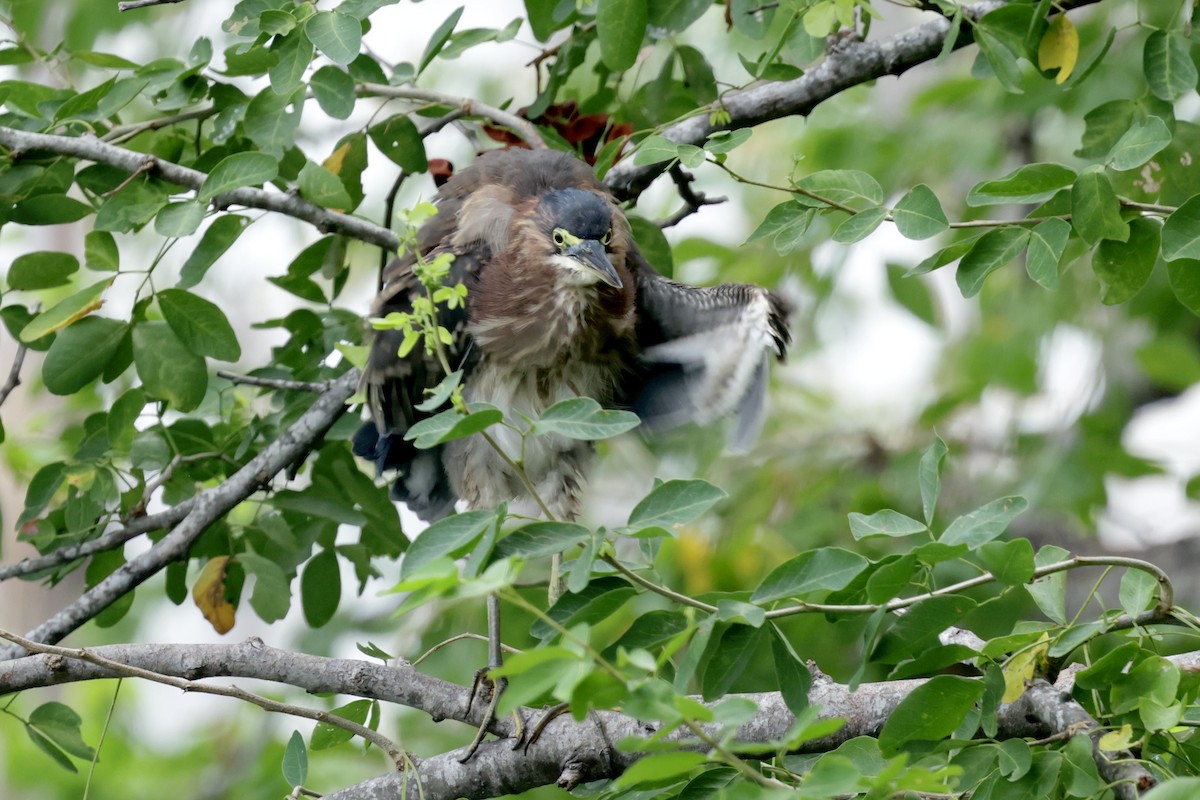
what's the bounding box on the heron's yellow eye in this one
[600,229,612,246]
[552,229,566,247]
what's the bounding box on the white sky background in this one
[3,0,1200,759]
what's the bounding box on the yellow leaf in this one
[193,556,236,634]
[1001,635,1049,703]
[1038,15,1078,84]
[323,142,352,176]
[19,278,114,342]
[1098,723,1134,751]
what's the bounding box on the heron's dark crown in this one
[536,188,612,239]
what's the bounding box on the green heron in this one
[354,148,791,523]
[353,148,789,754]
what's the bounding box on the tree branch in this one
[0,499,196,582]
[216,370,330,393]
[3,639,1184,800]
[0,128,402,252]
[0,337,28,410]
[602,0,1104,199]
[357,84,547,150]
[0,629,406,768]
[0,370,360,660]
[117,0,188,11]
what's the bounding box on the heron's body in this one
[355,148,789,521]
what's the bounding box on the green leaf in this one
[311,699,371,750]
[158,288,242,361]
[238,552,292,622]
[494,521,590,559]
[628,215,674,277]
[404,403,504,449]
[282,731,308,787]
[268,28,314,92]
[940,496,1028,549]
[596,0,648,71]
[154,200,206,238]
[243,86,305,156]
[1025,217,1070,290]
[400,510,495,579]
[368,115,428,172]
[1118,568,1157,616]
[918,434,948,524]
[198,152,279,203]
[701,623,764,699]
[1168,258,1200,316]
[634,134,682,166]
[1076,99,1137,159]
[848,509,927,539]
[892,184,949,240]
[84,231,120,272]
[1092,217,1160,305]
[306,11,362,65]
[7,251,78,290]
[300,548,340,628]
[832,207,887,243]
[419,6,463,73]
[532,397,640,440]
[178,215,251,288]
[1070,166,1128,245]
[25,726,75,772]
[974,29,1024,93]
[9,194,93,225]
[978,538,1035,585]
[795,169,884,208]
[1028,545,1069,623]
[1162,195,1200,261]
[879,676,985,752]
[20,278,114,342]
[1142,778,1200,800]
[28,702,95,761]
[42,317,127,395]
[414,370,463,412]
[532,577,636,639]
[1144,30,1198,102]
[770,626,811,716]
[704,129,751,155]
[1107,116,1172,171]
[614,751,707,788]
[132,321,208,411]
[310,65,355,119]
[955,227,1030,298]
[967,163,1076,206]
[627,479,727,530]
[752,547,869,603]
[298,162,353,209]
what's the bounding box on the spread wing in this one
[625,248,791,451]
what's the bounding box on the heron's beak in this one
[567,240,622,289]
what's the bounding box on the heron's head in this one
[536,188,622,289]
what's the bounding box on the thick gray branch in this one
[4,640,1186,800]
[603,0,1104,199]
[0,128,401,251]
[0,371,360,660]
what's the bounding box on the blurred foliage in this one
[2,0,1200,798]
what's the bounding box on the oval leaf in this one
[198,152,280,203]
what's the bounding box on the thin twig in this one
[0,338,28,409]
[0,627,407,768]
[526,21,595,68]
[0,499,196,582]
[117,0,188,10]
[660,163,726,228]
[102,107,215,144]
[358,84,546,150]
[412,633,521,667]
[217,370,330,393]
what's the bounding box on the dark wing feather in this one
[624,248,791,451]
